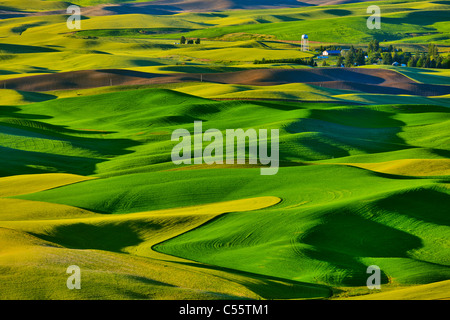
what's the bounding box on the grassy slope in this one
[17,165,449,288]
[6,71,447,107]
[0,88,446,298]
[0,0,449,82]
[344,280,450,300]
[149,0,450,45]
[0,0,449,300]
[2,88,450,177]
[0,0,155,11]
[3,191,317,300]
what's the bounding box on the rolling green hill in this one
[0,88,447,299]
[0,0,449,301]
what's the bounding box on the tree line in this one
[318,40,449,68]
[364,40,448,68]
[179,36,201,44]
[253,57,317,66]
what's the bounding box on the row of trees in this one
[316,45,343,53]
[339,46,366,67]
[407,43,450,68]
[373,43,449,68]
[179,36,200,44]
[254,57,317,66]
[330,40,449,69]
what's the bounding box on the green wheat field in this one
[0,0,449,300]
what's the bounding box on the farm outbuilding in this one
[322,50,341,56]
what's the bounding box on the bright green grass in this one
[2,88,449,178]
[10,74,447,108]
[139,1,450,45]
[360,65,450,85]
[16,165,450,288]
[0,0,448,80]
[0,0,449,300]
[3,193,324,300]
[0,0,153,11]
[343,280,450,300]
[0,0,70,12]
[67,0,153,5]
[0,88,446,295]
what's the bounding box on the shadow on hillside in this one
[283,108,410,161]
[373,187,450,226]
[10,22,47,35]
[129,59,166,67]
[272,15,303,22]
[32,222,160,253]
[102,0,314,15]
[98,69,167,79]
[0,105,51,120]
[299,186,450,286]
[103,4,182,15]
[0,70,19,75]
[156,258,334,299]
[0,43,60,54]
[24,66,60,74]
[36,218,334,298]
[323,9,352,16]
[382,10,450,26]
[0,105,141,177]
[0,146,104,177]
[299,208,419,286]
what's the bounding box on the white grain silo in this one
[301,34,309,52]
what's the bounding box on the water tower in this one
[301,34,309,52]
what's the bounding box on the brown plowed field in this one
[3,67,449,97]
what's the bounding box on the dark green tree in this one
[367,51,381,64]
[435,55,443,68]
[368,39,380,53]
[345,51,355,67]
[382,52,393,65]
[355,50,365,66]
[429,58,436,68]
[428,43,438,57]
[416,56,424,68]
[442,57,450,68]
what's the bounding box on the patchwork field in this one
[0,0,449,301]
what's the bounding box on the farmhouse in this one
[322,50,341,56]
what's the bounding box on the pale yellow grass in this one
[347,280,450,300]
[0,173,94,197]
[0,196,283,299]
[343,159,450,177]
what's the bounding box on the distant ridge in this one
[4,0,387,17]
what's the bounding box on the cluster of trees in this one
[366,40,407,65]
[331,40,449,69]
[366,40,449,68]
[316,45,342,52]
[254,57,317,66]
[339,46,366,67]
[179,36,201,44]
[406,44,449,68]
